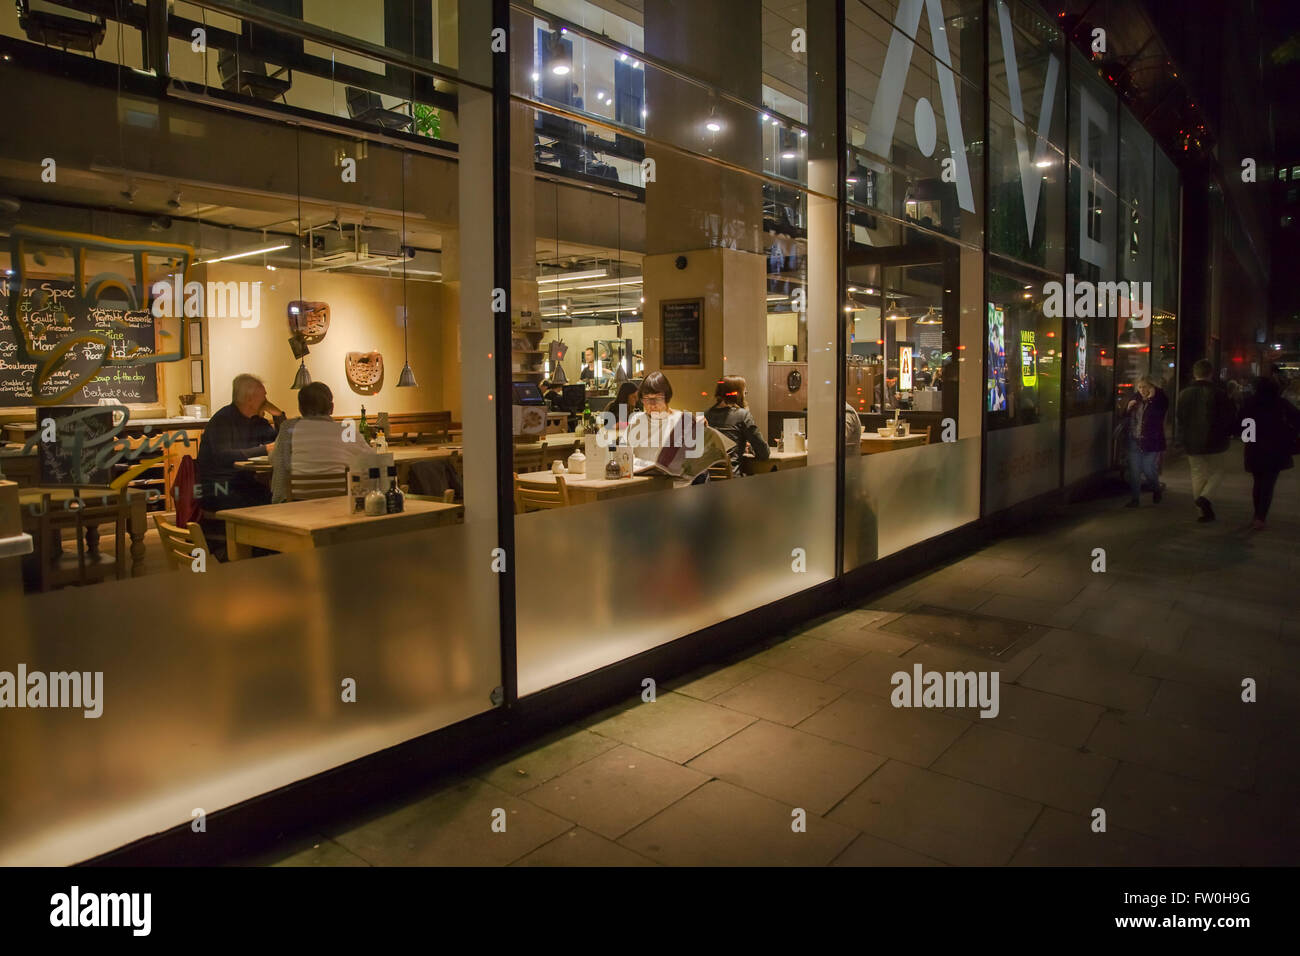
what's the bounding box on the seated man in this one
[270,382,369,503]
[196,373,285,512]
[542,380,565,408]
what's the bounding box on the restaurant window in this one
[987,0,1066,274]
[1,3,503,865]
[508,3,837,694]
[842,0,982,568]
[166,2,459,145]
[845,0,985,245]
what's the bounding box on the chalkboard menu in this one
[0,277,159,407]
[661,298,704,368]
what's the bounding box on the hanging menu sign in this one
[0,276,160,407]
[660,298,704,368]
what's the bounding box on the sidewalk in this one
[250,460,1300,866]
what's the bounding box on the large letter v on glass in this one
[996,0,1060,245]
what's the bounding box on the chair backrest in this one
[35,489,128,591]
[288,471,348,500]
[512,441,546,474]
[915,426,932,444]
[514,473,570,513]
[152,514,211,571]
[707,458,735,480]
[442,488,456,503]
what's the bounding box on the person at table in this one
[627,371,729,484]
[844,401,863,456]
[196,373,285,510]
[579,348,597,382]
[913,360,933,387]
[704,375,769,476]
[607,380,640,430]
[270,382,369,504]
[542,380,566,408]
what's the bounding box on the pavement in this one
[247,457,1300,866]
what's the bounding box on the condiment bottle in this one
[364,467,386,515]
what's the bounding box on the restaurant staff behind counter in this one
[196,372,285,511]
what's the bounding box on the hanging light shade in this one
[396,159,417,388]
[291,359,312,389]
[885,298,907,320]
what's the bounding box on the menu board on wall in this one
[0,277,160,407]
[660,298,704,368]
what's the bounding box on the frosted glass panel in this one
[0,522,500,865]
[844,439,980,569]
[985,418,1062,513]
[515,465,836,695]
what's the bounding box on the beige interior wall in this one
[205,262,444,419]
[642,246,766,415]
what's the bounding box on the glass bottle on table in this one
[364,467,386,515]
[385,465,404,513]
[359,405,371,444]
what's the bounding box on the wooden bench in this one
[340,411,454,444]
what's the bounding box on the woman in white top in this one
[626,371,730,484]
[270,382,370,502]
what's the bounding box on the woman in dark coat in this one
[703,375,769,476]
[1240,376,1300,530]
[1124,376,1169,507]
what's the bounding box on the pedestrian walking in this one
[1240,376,1300,530]
[1175,359,1236,522]
[1124,376,1168,507]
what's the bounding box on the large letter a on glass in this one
[865,0,975,213]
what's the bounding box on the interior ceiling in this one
[0,160,445,277]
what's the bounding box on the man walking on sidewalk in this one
[1176,359,1235,522]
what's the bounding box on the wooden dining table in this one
[17,485,150,576]
[215,496,463,560]
[860,433,928,454]
[741,449,807,475]
[516,468,671,505]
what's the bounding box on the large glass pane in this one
[846,0,984,245]
[510,2,837,694]
[0,10,500,864]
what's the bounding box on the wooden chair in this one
[707,458,736,480]
[913,426,932,444]
[34,489,128,591]
[288,471,349,501]
[512,441,547,474]
[152,514,212,570]
[514,473,570,513]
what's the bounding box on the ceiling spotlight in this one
[531,71,539,82]
[846,176,858,184]
[781,151,796,159]
[551,62,570,76]
[1034,159,1053,168]
[706,121,722,132]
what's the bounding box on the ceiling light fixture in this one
[537,269,607,284]
[199,243,290,264]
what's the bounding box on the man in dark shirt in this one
[197,373,285,511]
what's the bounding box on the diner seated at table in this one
[704,375,769,476]
[607,380,640,430]
[270,382,369,503]
[627,371,730,485]
[844,401,863,455]
[542,380,565,408]
[196,373,285,511]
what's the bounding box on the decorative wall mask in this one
[345,351,384,394]
[288,301,330,343]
